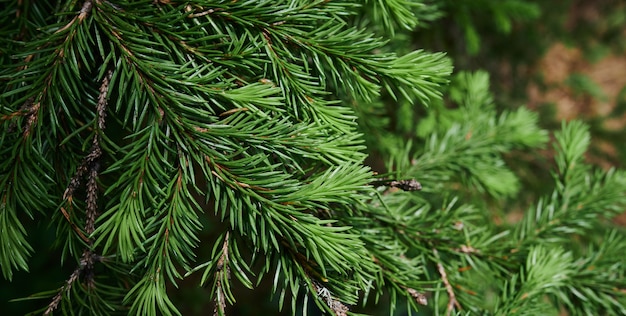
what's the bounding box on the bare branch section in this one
[55,0,93,34]
[60,69,111,239]
[44,250,101,315]
[85,162,100,234]
[213,232,230,316]
[388,179,422,191]
[85,69,111,234]
[405,287,428,306]
[433,249,461,316]
[370,178,422,192]
[47,68,112,313]
[312,280,349,316]
[79,1,93,21]
[22,100,40,139]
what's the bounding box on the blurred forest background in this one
[427,0,626,225]
[446,0,626,170]
[1,0,625,315]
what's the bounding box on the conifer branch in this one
[3,1,626,315]
[46,69,110,312]
[59,69,111,243]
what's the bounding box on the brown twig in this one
[3,97,34,131]
[84,69,111,235]
[85,162,99,235]
[96,70,111,131]
[312,280,349,316]
[54,1,93,35]
[433,249,461,316]
[48,69,111,311]
[213,232,230,316]
[44,250,101,315]
[22,101,40,139]
[405,287,428,306]
[60,154,92,243]
[60,70,111,241]
[188,8,222,18]
[388,179,422,191]
[371,178,422,191]
[454,245,478,254]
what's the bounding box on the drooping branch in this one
[59,69,111,242]
[85,69,111,235]
[46,69,112,313]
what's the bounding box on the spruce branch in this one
[0,0,101,277]
[392,71,547,197]
[514,121,626,248]
[4,1,626,316]
[60,69,110,243]
[0,131,54,279]
[361,0,422,34]
[46,67,111,312]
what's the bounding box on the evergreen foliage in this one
[1,1,625,315]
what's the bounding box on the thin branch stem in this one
[48,69,111,312]
[433,249,461,316]
[85,69,111,235]
[312,279,349,316]
[404,286,428,306]
[213,232,230,316]
[43,250,101,315]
